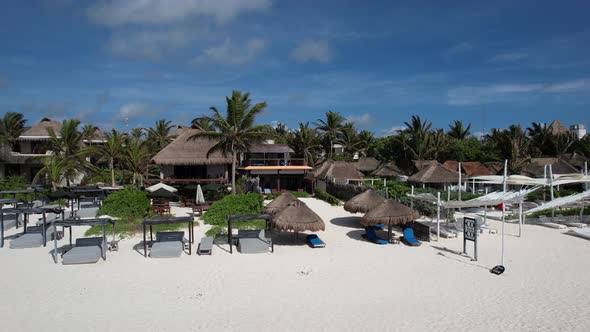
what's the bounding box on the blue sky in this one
[1,0,589,136]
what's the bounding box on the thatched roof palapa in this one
[152,128,233,166]
[20,118,62,140]
[312,160,364,181]
[264,191,299,214]
[442,161,493,177]
[354,157,381,173]
[412,160,438,172]
[272,202,325,232]
[520,158,579,177]
[344,189,386,213]
[548,120,568,135]
[370,162,404,178]
[408,163,460,184]
[361,199,419,226]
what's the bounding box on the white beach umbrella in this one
[196,184,205,204]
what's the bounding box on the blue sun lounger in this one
[306,234,326,248]
[364,226,388,245]
[373,223,385,231]
[402,227,421,246]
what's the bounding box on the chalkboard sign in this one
[463,217,478,261]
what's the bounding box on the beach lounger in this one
[430,226,458,238]
[569,228,590,240]
[237,229,272,254]
[9,224,56,249]
[306,234,326,248]
[401,227,422,246]
[373,223,385,231]
[537,222,567,229]
[62,237,105,265]
[364,226,388,245]
[150,231,186,258]
[197,236,213,255]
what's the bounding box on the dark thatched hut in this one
[20,118,62,140]
[361,199,419,227]
[152,128,233,166]
[408,163,460,184]
[520,158,579,177]
[344,189,385,214]
[370,162,404,178]
[354,157,381,174]
[272,202,325,232]
[442,161,493,177]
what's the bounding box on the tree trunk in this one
[110,158,115,187]
[231,149,237,194]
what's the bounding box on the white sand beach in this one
[1,197,590,331]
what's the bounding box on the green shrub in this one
[202,193,263,226]
[315,189,340,205]
[97,186,150,222]
[291,191,310,198]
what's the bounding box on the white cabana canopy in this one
[441,187,540,209]
[407,192,438,203]
[146,182,178,193]
[525,190,590,215]
[470,174,590,186]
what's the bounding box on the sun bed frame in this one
[227,214,273,254]
[9,207,64,249]
[142,216,194,257]
[52,217,116,264]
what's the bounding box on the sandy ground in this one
[1,197,590,332]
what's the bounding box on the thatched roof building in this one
[549,120,568,135]
[412,160,438,172]
[520,158,579,177]
[361,199,419,226]
[408,163,460,184]
[152,128,233,166]
[442,161,493,177]
[344,189,385,213]
[20,118,62,140]
[312,160,364,181]
[354,157,381,174]
[370,162,404,178]
[272,202,325,232]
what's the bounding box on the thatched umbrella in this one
[264,191,298,215]
[361,199,419,241]
[272,202,325,232]
[344,189,385,213]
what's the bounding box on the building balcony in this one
[241,158,307,167]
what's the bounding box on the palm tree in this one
[191,116,214,131]
[99,129,124,187]
[357,130,376,157]
[448,120,471,140]
[337,123,359,159]
[0,112,26,149]
[314,111,346,159]
[33,157,73,190]
[271,122,292,144]
[124,139,152,186]
[527,122,551,156]
[189,90,269,194]
[291,122,321,166]
[46,119,91,185]
[399,115,434,160]
[147,119,175,153]
[485,125,529,172]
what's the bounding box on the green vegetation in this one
[202,193,264,237]
[314,189,340,205]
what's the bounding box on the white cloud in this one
[489,52,529,62]
[380,125,405,137]
[290,40,334,63]
[88,0,271,26]
[116,102,159,121]
[346,113,375,127]
[444,42,473,57]
[447,79,590,106]
[107,28,196,61]
[191,38,266,65]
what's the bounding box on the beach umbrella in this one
[361,199,419,241]
[272,202,325,232]
[146,182,177,193]
[196,184,205,204]
[147,188,178,200]
[344,189,386,213]
[264,191,298,215]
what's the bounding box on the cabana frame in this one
[142,216,194,257]
[227,214,273,254]
[52,217,116,264]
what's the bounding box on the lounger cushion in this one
[62,246,102,264]
[402,228,421,246]
[237,230,271,253]
[364,226,388,245]
[306,234,326,248]
[198,237,213,255]
[150,241,183,258]
[156,231,185,242]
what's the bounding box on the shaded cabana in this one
[52,217,116,264]
[263,191,298,214]
[227,214,273,254]
[142,216,194,257]
[344,189,385,214]
[370,162,404,179]
[408,163,460,187]
[361,199,419,241]
[272,202,325,232]
[10,206,64,249]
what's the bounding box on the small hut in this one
[344,189,385,213]
[354,157,381,175]
[361,199,419,240]
[520,158,579,177]
[442,161,493,177]
[20,118,62,140]
[370,162,404,179]
[408,163,460,186]
[272,202,325,232]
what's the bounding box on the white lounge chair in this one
[569,228,590,240]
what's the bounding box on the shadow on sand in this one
[330,216,363,229]
[430,245,490,270]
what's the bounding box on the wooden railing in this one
[144,178,226,185]
[242,158,306,167]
